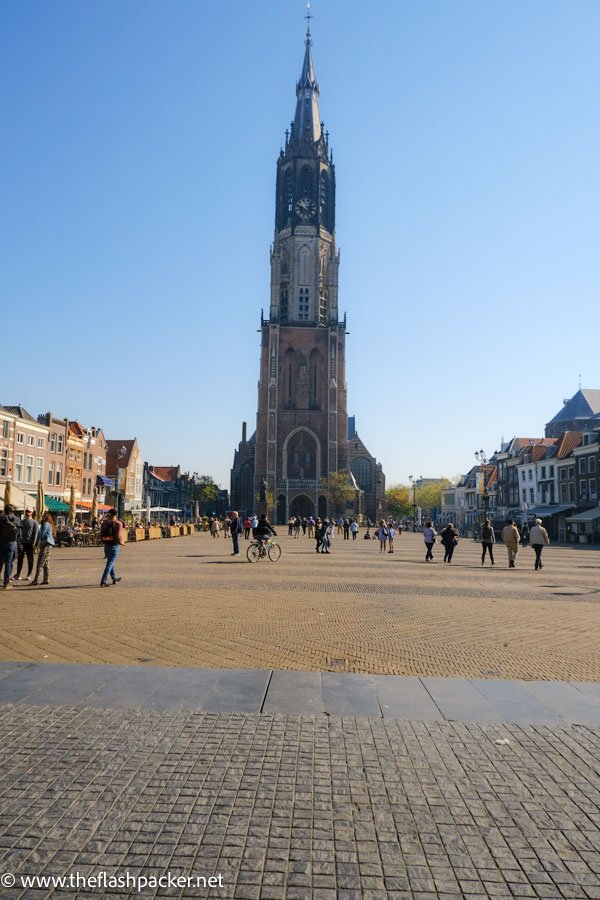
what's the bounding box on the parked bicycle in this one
[246,536,281,563]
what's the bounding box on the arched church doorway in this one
[276,495,287,526]
[289,495,314,518]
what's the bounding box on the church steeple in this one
[291,30,321,145]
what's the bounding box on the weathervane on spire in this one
[305,1,313,40]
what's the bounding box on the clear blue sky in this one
[2,0,599,489]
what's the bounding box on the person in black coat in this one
[440,523,458,563]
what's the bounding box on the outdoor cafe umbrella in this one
[36,480,45,521]
[3,480,13,508]
[91,486,98,522]
[68,485,76,525]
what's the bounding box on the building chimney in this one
[242,421,247,443]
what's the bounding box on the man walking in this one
[15,509,39,581]
[230,510,242,556]
[530,517,550,570]
[502,519,521,568]
[100,508,124,587]
[0,504,20,590]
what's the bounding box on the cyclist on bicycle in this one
[254,513,277,545]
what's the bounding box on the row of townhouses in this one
[440,389,600,544]
[0,404,201,519]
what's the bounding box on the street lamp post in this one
[409,475,422,531]
[115,445,127,520]
[474,449,489,524]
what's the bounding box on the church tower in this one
[254,25,348,523]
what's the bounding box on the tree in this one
[192,475,220,514]
[326,471,358,515]
[415,479,453,515]
[386,484,412,519]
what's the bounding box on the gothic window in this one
[280,284,288,321]
[352,457,372,493]
[287,431,317,479]
[301,165,312,198]
[288,364,293,399]
[284,169,293,213]
[281,248,288,276]
[298,246,310,284]
[299,288,309,321]
[319,171,328,216]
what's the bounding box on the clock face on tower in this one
[295,196,316,220]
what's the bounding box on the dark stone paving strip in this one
[0,706,599,900]
[0,661,599,723]
[262,669,323,714]
[468,677,564,724]
[370,673,443,719]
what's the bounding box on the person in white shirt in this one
[423,522,437,561]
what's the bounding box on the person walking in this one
[480,519,495,566]
[307,516,315,539]
[0,504,20,590]
[521,523,530,547]
[440,522,458,563]
[314,517,325,553]
[530,517,550,570]
[343,519,350,540]
[31,512,55,586]
[423,521,437,561]
[99,508,124,587]
[350,519,358,540]
[387,523,397,553]
[229,510,242,556]
[14,509,40,581]
[210,517,219,538]
[502,519,521,568]
[322,520,333,554]
[376,519,388,553]
[243,516,251,540]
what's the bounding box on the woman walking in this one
[376,519,388,553]
[440,522,458,563]
[481,519,495,566]
[530,518,550,570]
[387,523,397,553]
[423,521,437,561]
[31,513,55,586]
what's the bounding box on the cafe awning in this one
[0,484,37,511]
[566,508,600,524]
[44,496,70,512]
[526,504,576,518]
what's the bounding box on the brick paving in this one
[0,532,599,680]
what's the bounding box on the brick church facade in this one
[231,27,384,524]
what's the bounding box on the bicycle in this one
[246,536,281,563]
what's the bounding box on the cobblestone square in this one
[0,531,598,680]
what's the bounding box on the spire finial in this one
[578,373,582,390]
[305,2,313,41]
